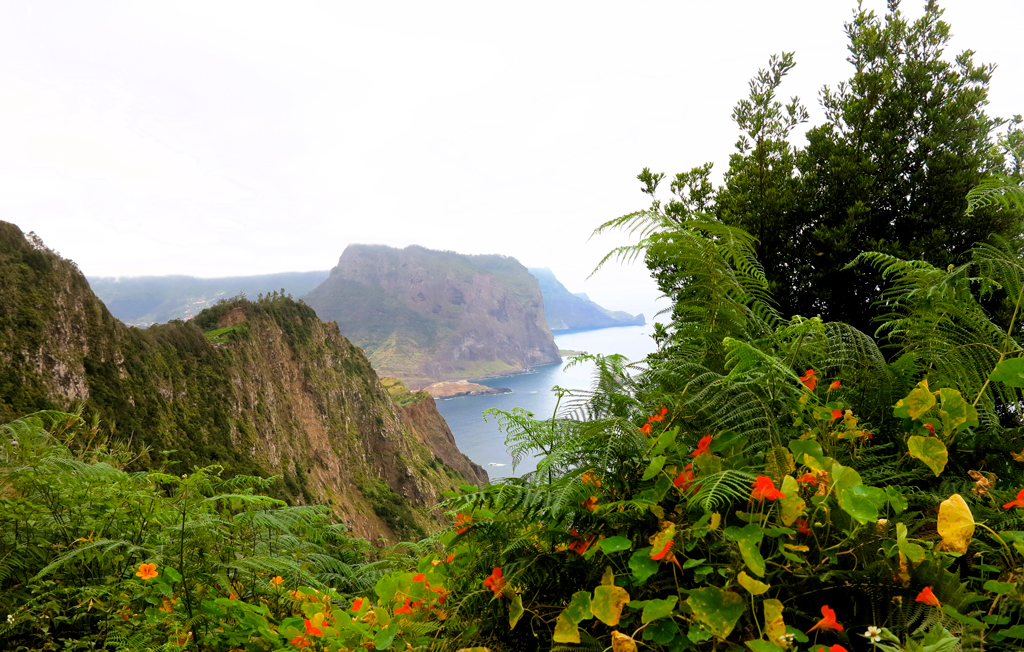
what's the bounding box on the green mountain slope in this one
[527,267,645,330]
[88,271,330,325]
[302,244,561,388]
[0,222,485,542]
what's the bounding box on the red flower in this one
[799,369,818,391]
[351,598,364,611]
[751,476,786,501]
[444,554,455,563]
[858,431,873,440]
[816,646,848,652]
[651,539,673,560]
[796,518,812,535]
[291,636,310,648]
[303,618,323,636]
[568,532,595,556]
[454,513,472,534]
[483,568,506,597]
[691,434,712,458]
[673,464,695,491]
[829,380,841,391]
[659,406,668,416]
[640,423,652,435]
[582,496,598,511]
[807,605,843,633]
[915,586,941,607]
[797,472,817,485]
[1003,488,1024,509]
[412,573,426,582]
[394,598,414,614]
[830,409,843,421]
[924,423,935,435]
[648,412,663,423]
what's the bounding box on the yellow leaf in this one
[936,493,974,555]
[763,599,786,647]
[843,409,858,430]
[783,544,810,552]
[592,585,630,626]
[611,631,638,652]
[1012,449,1024,463]
[737,571,770,595]
[552,612,580,643]
[601,566,615,586]
[779,476,805,526]
[709,512,721,531]
[896,552,911,587]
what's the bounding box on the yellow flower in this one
[135,563,158,581]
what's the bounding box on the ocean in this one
[434,323,658,480]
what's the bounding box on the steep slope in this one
[303,245,560,388]
[528,267,645,331]
[0,223,485,542]
[88,271,331,325]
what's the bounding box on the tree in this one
[791,0,1012,331]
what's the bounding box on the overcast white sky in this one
[1,1,1022,320]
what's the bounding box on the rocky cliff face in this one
[303,245,561,388]
[527,267,645,331]
[0,222,485,542]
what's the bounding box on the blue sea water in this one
[434,324,658,480]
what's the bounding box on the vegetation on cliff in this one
[302,244,561,388]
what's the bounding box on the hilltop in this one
[527,266,644,330]
[302,244,561,388]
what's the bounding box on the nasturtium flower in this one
[751,476,785,501]
[412,573,426,582]
[303,617,324,636]
[394,598,414,614]
[581,471,601,487]
[692,434,713,457]
[673,464,695,491]
[582,496,598,511]
[351,598,364,611]
[135,563,158,580]
[454,513,472,534]
[640,423,652,435]
[291,635,310,648]
[807,605,843,632]
[829,380,841,390]
[797,472,817,485]
[924,423,936,435]
[659,406,668,416]
[796,518,812,536]
[830,409,843,421]
[816,645,848,652]
[483,568,506,597]
[915,586,940,607]
[1003,488,1024,509]
[799,369,818,390]
[270,575,284,587]
[651,539,673,560]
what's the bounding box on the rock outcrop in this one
[303,245,561,388]
[528,267,645,331]
[0,222,485,542]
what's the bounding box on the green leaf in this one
[374,623,399,650]
[778,475,805,526]
[643,455,667,481]
[894,380,935,420]
[788,439,826,471]
[687,586,745,638]
[641,596,678,623]
[163,567,182,583]
[652,428,677,455]
[837,483,886,524]
[995,624,1024,638]
[643,618,680,644]
[908,436,948,476]
[897,522,926,563]
[629,548,659,584]
[725,523,765,577]
[984,580,1015,595]
[940,604,986,628]
[937,388,974,434]
[598,536,632,554]
[509,594,524,630]
[990,357,1024,388]
[745,641,784,652]
[552,612,580,643]
[592,585,630,626]
[564,590,592,624]
[886,486,908,515]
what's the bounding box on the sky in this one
[1,1,1022,321]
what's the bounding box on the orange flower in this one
[394,598,414,614]
[797,472,818,485]
[351,598,365,611]
[829,380,841,391]
[648,412,663,423]
[830,409,843,421]
[651,539,673,560]
[796,518,812,536]
[816,646,848,652]
[807,605,843,633]
[228,593,238,600]
[454,513,472,534]
[692,434,712,457]
[270,575,284,587]
[483,568,506,597]
[291,636,310,648]
[659,406,668,416]
[1003,488,1024,509]
[858,431,873,440]
[135,563,158,581]
[915,586,941,608]
[568,531,596,556]
[751,476,786,501]
[799,369,818,391]
[581,471,601,487]
[673,464,695,491]
[582,496,598,511]
[303,618,323,636]
[924,423,935,435]
[640,423,652,435]
[412,573,426,583]
[444,554,455,563]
